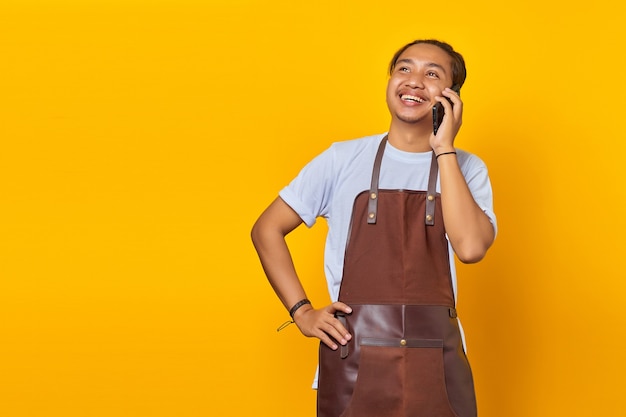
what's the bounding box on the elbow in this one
[250,216,279,251]
[456,249,486,264]
[451,222,495,264]
[250,219,263,249]
[454,241,492,264]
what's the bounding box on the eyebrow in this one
[395,58,448,74]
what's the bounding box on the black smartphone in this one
[432,84,460,134]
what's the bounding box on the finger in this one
[443,87,461,101]
[434,98,462,129]
[318,332,339,350]
[328,319,352,343]
[313,318,349,349]
[330,301,353,314]
[306,312,350,345]
[324,314,353,343]
[442,88,463,117]
[435,95,454,113]
[297,308,350,343]
[317,323,349,347]
[328,303,352,339]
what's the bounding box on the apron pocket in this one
[340,338,458,417]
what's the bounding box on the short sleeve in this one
[458,152,498,237]
[279,146,336,228]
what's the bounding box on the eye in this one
[426,71,439,78]
[398,66,410,73]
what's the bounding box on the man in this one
[251,39,496,417]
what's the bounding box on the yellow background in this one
[1,1,624,416]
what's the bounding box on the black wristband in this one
[289,299,311,318]
[436,151,457,159]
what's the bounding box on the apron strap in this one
[367,135,440,226]
[367,136,388,224]
[425,151,439,226]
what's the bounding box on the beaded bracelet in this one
[289,298,311,318]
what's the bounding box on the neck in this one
[387,122,433,153]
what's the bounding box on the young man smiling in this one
[252,39,496,417]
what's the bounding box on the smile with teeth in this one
[401,94,426,103]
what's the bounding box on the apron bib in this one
[317,137,477,417]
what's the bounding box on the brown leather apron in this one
[317,137,477,417]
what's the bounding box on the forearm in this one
[250,197,313,315]
[251,198,351,348]
[437,154,495,263]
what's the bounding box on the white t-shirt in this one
[279,133,497,303]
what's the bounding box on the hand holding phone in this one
[432,84,460,135]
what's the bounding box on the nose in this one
[406,73,425,88]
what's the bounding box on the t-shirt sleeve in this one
[459,153,498,237]
[279,146,336,228]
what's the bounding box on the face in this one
[386,43,454,125]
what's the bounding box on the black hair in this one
[388,39,467,89]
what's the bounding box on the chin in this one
[395,113,427,125]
